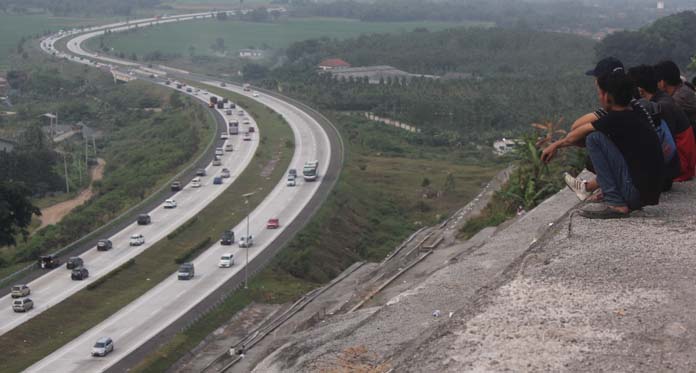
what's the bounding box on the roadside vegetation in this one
[0,51,213,279]
[0,87,293,372]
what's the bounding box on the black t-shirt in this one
[592,110,664,206]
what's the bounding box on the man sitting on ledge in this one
[541,66,664,219]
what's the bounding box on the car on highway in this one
[97,239,113,251]
[171,181,182,191]
[191,177,202,188]
[220,132,229,140]
[239,235,253,248]
[165,80,171,85]
[215,147,224,157]
[91,337,114,357]
[219,253,234,268]
[177,263,195,280]
[129,234,145,246]
[137,214,151,225]
[286,176,296,187]
[220,230,235,245]
[71,267,89,281]
[225,144,234,152]
[38,255,61,269]
[242,119,250,125]
[226,109,233,116]
[213,176,223,185]
[212,158,222,167]
[238,110,244,116]
[220,82,226,87]
[252,91,259,97]
[164,199,177,209]
[267,218,280,229]
[66,257,84,270]
[10,285,30,298]
[221,168,231,178]
[248,127,255,133]
[243,133,251,141]
[196,168,206,176]
[289,169,297,178]
[12,298,33,313]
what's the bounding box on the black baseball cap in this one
[586,57,624,77]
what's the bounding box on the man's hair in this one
[628,65,658,94]
[597,70,635,107]
[654,60,682,86]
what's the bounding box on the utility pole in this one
[63,153,70,193]
[242,192,256,289]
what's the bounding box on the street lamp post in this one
[242,192,256,289]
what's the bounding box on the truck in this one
[302,160,319,182]
[228,120,239,135]
[209,96,218,108]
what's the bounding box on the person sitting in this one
[654,60,696,132]
[541,68,664,219]
[629,64,696,182]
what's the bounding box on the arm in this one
[541,122,595,163]
[570,112,600,131]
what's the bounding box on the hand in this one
[541,143,557,164]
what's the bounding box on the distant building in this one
[328,65,438,84]
[239,49,264,58]
[493,138,519,156]
[318,58,351,71]
[0,76,7,96]
[657,1,665,10]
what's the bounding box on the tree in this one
[443,172,455,193]
[242,63,270,81]
[0,182,40,246]
[421,177,430,187]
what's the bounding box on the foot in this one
[564,173,591,201]
[586,189,604,203]
[579,203,630,219]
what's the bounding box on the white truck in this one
[302,161,319,182]
[228,120,239,135]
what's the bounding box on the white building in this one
[493,138,519,156]
[239,49,264,58]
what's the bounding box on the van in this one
[220,230,235,245]
[191,177,201,188]
[38,255,61,269]
[11,285,30,298]
[91,337,114,357]
[66,257,84,270]
[12,298,33,312]
[137,214,151,225]
[178,263,195,280]
[239,235,253,248]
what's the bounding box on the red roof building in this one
[318,58,351,71]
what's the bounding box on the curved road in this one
[22,11,341,373]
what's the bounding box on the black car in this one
[71,267,89,281]
[137,214,151,225]
[220,230,235,245]
[66,257,84,270]
[97,239,113,251]
[196,169,206,177]
[171,181,182,191]
[38,255,61,269]
[222,98,229,104]
[177,263,195,280]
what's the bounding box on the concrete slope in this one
[0,88,257,336]
[251,185,580,372]
[407,181,696,372]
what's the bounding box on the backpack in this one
[656,118,677,164]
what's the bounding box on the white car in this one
[286,177,296,187]
[243,133,251,141]
[215,147,224,156]
[191,177,202,188]
[239,235,253,248]
[91,337,114,357]
[164,199,177,209]
[129,234,145,246]
[218,253,234,268]
[221,168,231,178]
[220,132,229,140]
[238,110,245,116]
[252,91,259,97]
[225,144,234,152]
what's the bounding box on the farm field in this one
[87,17,484,57]
[0,14,115,67]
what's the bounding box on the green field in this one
[0,15,117,67]
[88,18,478,57]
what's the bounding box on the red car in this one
[266,218,280,229]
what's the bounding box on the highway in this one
[0,85,258,336]
[21,11,337,373]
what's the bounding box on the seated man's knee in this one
[585,131,605,149]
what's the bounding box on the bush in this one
[174,237,211,264]
[87,259,136,290]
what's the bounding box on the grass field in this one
[0,14,117,67]
[87,17,477,58]
[0,88,293,372]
